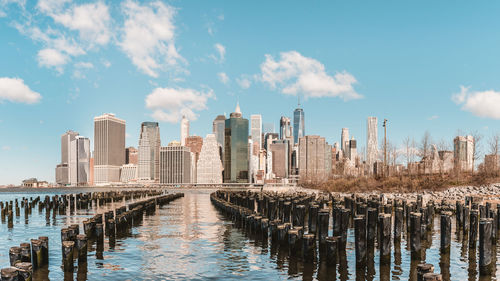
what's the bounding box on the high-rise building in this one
[293,104,305,144]
[197,134,223,184]
[298,135,331,183]
[366,117,378,170]
[138,122,161,182]
[55,130,79,185]
[125,147,138,165]
[213,115,226,152]
[180,116,189,146]
[349,137,357,162]
[224,103,249,183]
[94,113,126,185]
[69,136,91,186]
[341,128,349,156]
[159,145,192,184]
[250,115,262,152]
[120,164,137,183]
[269,140,289,179]
[454,135,474,172]
[280,116,292,140]
[185,136,203,183]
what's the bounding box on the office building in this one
[159,145,192,184]
[185,136,203,183]
[366,117,378,170]
[197,134,223,183]
[298,135,331,183]
[213,115,226,152]
[224,103,249,183]
[94,113,126,185]
[120,164,137,183]
[55,130,79,185]
[250,114,262,152]
[125,147,138,165]
[341,128,349,156]
[293,104,305,144]
[454,135,474,172]
[138,122,161,182]
[69,136,91,186]
[280,116,292,140]
[180,116,189,146]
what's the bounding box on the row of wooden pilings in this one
[211,191,500,280]
[0,189,165,228]
[0,192,184,280]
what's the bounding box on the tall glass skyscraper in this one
[223,103,249,183]
[138,122,161,182]
[293,105,305,144]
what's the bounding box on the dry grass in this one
[303,172,500,193]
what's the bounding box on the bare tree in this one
[436,138,450,151]
[418,131,432,160]
[403,136,411,165]
[488,133,500,156]
[388,142,400,166]
[469,130,483,173]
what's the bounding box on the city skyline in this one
[2,1,500,184]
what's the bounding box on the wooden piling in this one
[76,234,87,263]
[379,213,391,265]
[354,216,367,267]
[62,241,75,273]
[479,218,493,276]
[469,210,479,248]
[440,212,451,254]
[410,212,422,260]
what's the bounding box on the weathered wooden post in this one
[0,267,19,281]
[38,236,48,265]
[62,241,75,272]
[325,236,338,265]
[15,262,32,281]
[288,229,299,255]
[367,208,377,248]
[417,263,434,281]
[440,212,451,253]
[379,214,391,265]
[479,218,493,276]
[30,239,42,269]
[9,247,21,266]
[410,212,422,260]
[318,209,329,245]
[76,234,88,263]
[308,204,319,234]
[422,273,442,281]
[394,207,403,241]
[19,243,31,263]
[354,216,367,267]
[469,209,479,248]
[302,233,315,260]
[283,202,291,223]
[463,207,470,236]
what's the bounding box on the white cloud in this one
[427,115,439,120]
[119,0,185,78]
[0,77,42,104]
[145,87,214,123]
[236,76,251,89]
[213,43,225,62]
[452,86,500,119]
[74,61,93,69]
[217,72,229,84]
[260,51,361,100]
[37,48,68,71]
[48,2,111,46]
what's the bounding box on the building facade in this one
[138,122,161,182]
[454,135,474,172]
[185,136,203,183]
[213,115,226,153]
[69,136,91,186]
[250,114,262,152]
[366,117,378,171]
[280,116,292,140]
[159,145,192,184]
[224,103,249,183]
[120,164,138,183]
[94,113,126,185]
[180,116,190,146]
[293,106,305,144]
[341,128,349,156]
[298,135,330,183]
[125,147,138,165]
[55,130,79,185]
[197,134,223,183]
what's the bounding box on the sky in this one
[1,0,500,185]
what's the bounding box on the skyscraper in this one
[250,114,262,152]
[69,136,90,186]
[213,115,226,152]
[293,103,305,144]
[159,145,192,184]
[454,135,474,172]
[94,113,126,185]
[366,117,378,170]
[125,147,138,164]
[280,116,292,140]
[341,128,349,156]
[180,116,189,146]
[197,134,223,183]
[138,122,161,182]
[56,130,79,185]
[349,137,357,161]
[224,103,249,183]
[185,136,203,183]
[298,135,331,183]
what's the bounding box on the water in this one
[1,188,500,280]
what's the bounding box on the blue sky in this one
[1,0,500,185]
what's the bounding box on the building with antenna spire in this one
[224,102,249,183]
[293,96,305,144]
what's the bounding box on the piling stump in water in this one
[96,223,104,245]
[469,210,479,248]
[325,236,338,265]
[15,262,32,281]
[19,243,31,263]
[423,273,442,281]
[302,234,315,260]
[394,207,403,241]
[463,207,470,236]
[417,263,434,281]
[308,204,318,234]
[62,241,75,273]
[38,236,48,266]
[479,218,493,276]
[0,267,19,281]
[9,247,21,266]
[30,239,42,269]
[354,216,366,267]
[440,212,452,253]
[317,209,329,245]
[367,208,377,248]
[379,213,391,265]
[288,229,299,255]
[76,234,88,263]
[410,212,422,260]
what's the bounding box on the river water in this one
[0,188,499,280]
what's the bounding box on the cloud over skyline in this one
[452,86,500,119]
[0,77,42,104]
